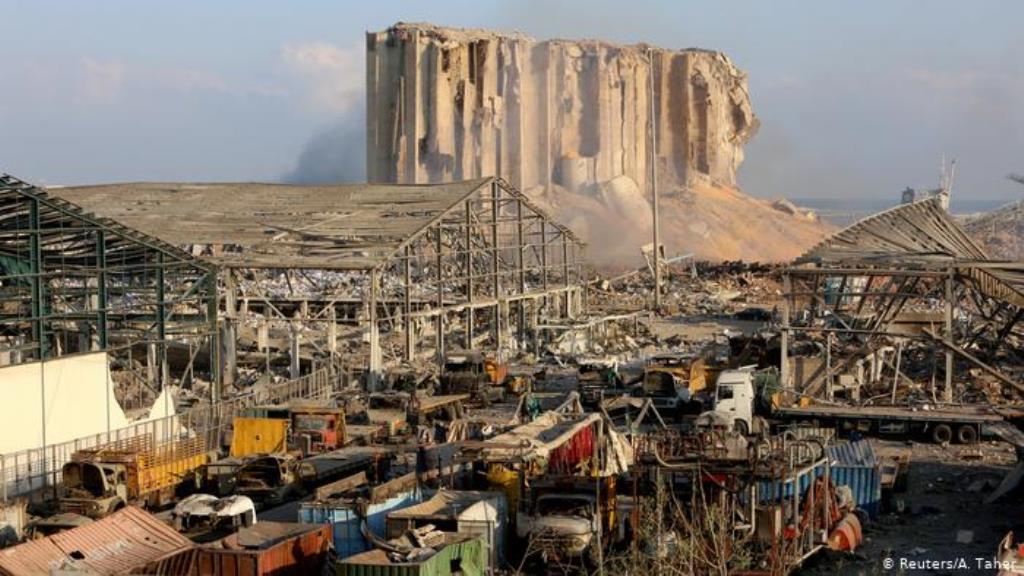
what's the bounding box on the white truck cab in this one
[709,368,756,435]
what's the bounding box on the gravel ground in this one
[797,440,1024,575]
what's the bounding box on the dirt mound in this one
[526,176,834,270]
[962,200,1024,260]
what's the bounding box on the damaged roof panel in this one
[796,196,988,265]
[51,178,494,270]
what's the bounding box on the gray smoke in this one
[283,110,366,184]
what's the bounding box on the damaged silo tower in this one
[366,22,759,194]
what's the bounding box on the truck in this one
[516,477,622,565]
[60,434,208,519]
[235,446,392,506]
[238,403,347,455]
[706,367,1021,444]
[440,350,508,404]
[639,353,721,419]
[575,357,623,407]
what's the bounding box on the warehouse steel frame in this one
[0,173,219,395]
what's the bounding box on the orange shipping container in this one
[192,522,332,576]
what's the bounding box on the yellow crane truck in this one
[60,434,208,519]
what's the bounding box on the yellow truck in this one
[60,434,208,519]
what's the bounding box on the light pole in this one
[648,48,662,311]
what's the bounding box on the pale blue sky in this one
[2,0,1022,205]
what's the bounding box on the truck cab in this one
[290,406,346,454]
[60,461,128,519]
[440,350,507,404]
[517,493,599,560]
[706,368,756,435]
[576,357,622,407]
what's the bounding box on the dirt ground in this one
[797,440,1024,575]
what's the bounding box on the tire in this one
[956,424,978,444]
[931,423,953,444]
[734,419,750,436]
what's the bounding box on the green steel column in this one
[205,269,220,401]
[29,197,46,359]
[96,230,108,349]
[156,252,166,390]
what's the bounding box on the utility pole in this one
[649,48,662,312]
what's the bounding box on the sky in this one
[2,0,1023,208]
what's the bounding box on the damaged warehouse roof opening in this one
[52,177,581,271]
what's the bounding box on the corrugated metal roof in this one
[826,439,879,468]
[796,196,988,265]
[0,506,193,576]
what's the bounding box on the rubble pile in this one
[591,260,783,316]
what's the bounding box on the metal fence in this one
[0,359,350,503]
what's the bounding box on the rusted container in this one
[192,522,332,576]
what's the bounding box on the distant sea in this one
[791,197,1018,227]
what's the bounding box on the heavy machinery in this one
[440,350,508,404]
[639,353,721,418]
[60,434,208,519]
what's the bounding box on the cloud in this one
[77,58,125,104]
[281,41,363,113]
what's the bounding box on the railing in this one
[0,359,349,503]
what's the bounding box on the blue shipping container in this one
[751,440,882,520]
[298,486,422,559]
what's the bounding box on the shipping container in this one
[337,535,486,576]
[825,439,883,519]
[192,521,332,576]
[386,491,506,572]
[752,440,882,520]
[299,473,423,559]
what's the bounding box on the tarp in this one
[479,412,601,463]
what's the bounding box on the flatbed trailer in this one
[773,404,1024,444]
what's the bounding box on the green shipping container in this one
[337,537,486,576]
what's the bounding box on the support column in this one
[436,229,445,367]
[222,270,237,388]
[516,199,527,347]
[368,270,381,388]
[156,252,167,390]
[944,269,954,403]
[206,270,220,400]
[289,316,301,380]
[328,305,338,361]
[540,221,549,315]
[465,201,475,349]
[29,197,46,360]
[781,272,792,389]
[562,235,571,319]
[404,246,414,361]
[96,230,108,350]
[491,182,503,356]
